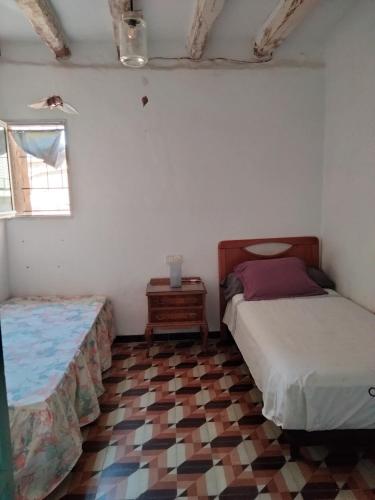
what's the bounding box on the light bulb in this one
[127,24,137,40]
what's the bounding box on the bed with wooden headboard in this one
[217,236,375,457]
[218,236,319,331]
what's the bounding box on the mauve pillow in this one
[234,257,327,301]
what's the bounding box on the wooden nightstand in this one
[145,277,208,347]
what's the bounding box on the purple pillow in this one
[234,257,326,301]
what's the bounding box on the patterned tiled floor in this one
[51,340,375,500]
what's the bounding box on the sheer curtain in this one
[9,129,64,168]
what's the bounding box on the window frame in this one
[0,119,16,220]
[0,119,72,219]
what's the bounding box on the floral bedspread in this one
[0,296,115,500]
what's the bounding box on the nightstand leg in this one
[200,323,209,350]
[145,325,153,346]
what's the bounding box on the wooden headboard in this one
[218,236,320,328]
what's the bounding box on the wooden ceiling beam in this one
[15,0,70,59]
[188,0,225,60]
[253,0,319,60]
[108,0,131,58]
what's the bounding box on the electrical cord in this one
[148,56,272,64]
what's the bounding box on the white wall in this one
[0,221,9,302]
[322,0,375,312]
[0,52,324,334]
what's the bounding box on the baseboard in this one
[114,331,221,343]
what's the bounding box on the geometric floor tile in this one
[45,339,375,500]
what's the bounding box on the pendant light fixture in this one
[119,0,148,68]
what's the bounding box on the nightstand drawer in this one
[149,294,203,308]
[150,308,203,323]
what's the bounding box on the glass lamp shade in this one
[119,14,148,68]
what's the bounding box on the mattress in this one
[223,291,375,431]
[1,296,115,500]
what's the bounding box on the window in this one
[0,122,71,217]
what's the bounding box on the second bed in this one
[219,237,375,439]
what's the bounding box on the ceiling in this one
[0,0,356,60]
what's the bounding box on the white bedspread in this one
[223,291,375,431]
